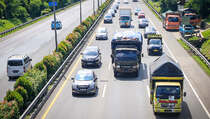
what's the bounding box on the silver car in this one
[138,18,149,28]
[144,26,157,38]
[72,70,98,95]
[96,27,108,40]
[108,9,115,17]
[104,14,113,23]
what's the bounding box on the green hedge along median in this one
[0,0,112,118]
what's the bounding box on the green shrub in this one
[66,32,80,46]
[15,86,28,107]
[73,25,87,36]
[0,101,19,119]
[202,29,210,40]
[43,54,60,79]
[41,8,51,15]
[0,20,15,32]
[82,20,91,29]
[8,18,22,25]
[58,42,68,57]
[188,36,201,47]
[34,61,47,72]
[4,90,24,111]
[14,76,34,101]
[201,39,210,60]
[24,69,47,95]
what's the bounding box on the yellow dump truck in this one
[149,54,186,114]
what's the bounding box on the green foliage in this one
[11,6,29,22]
[0,101,19,119]
[4,90,24,111]
[0,19,15,32]
[188,36,201,47]
[0,1,6,18]
[160,0,177,13]
[29,0,42,18]
[201,29,210,40]
[8,18,22,25]
[34,61,47,72]
[201,39,210,60]
[15,86,28,106]
[14,76,34,101]
[41,8,51,15]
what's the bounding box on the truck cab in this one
[162,12,181,30]
[184,12,201,27]
[119,7,132,28]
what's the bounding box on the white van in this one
[7,55,32,79]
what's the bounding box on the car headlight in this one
[72,84,77,89]
[132,65,138,69]
[89,83,95,89]
[116,65,120,68]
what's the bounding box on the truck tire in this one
[134,70,139,77]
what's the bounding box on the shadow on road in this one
[155,101,192,119]
[115,63,148,81]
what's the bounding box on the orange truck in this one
[162,12,181,30]
[184,12,201,27]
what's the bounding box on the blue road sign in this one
[49,2,57,7]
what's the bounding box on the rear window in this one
[8,60,23,66]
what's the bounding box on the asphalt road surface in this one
[35,0,210,119]
[0,0,105,100]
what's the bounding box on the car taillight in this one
[24,66,26,72]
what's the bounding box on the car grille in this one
[77,85,89,89]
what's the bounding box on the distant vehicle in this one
[179,24,194,37]
[179,8,201,26]
[132,0,138,2]
[123,0,129,4]
[116,0,120,4]
[96,27,108,40]
[134,8,141,15]
[162,12,181,30]
[104,14,113,23]
[138,18,149,28]
[71,70,98,95]
[114,3,119,9]
[108,9,115,17]
[147,38,162,56]
[119,7,132,28]
[138,12,145,19]
[51,20,62,30]
[144,26,157,38]
[149,54,186,114]
[112,5,117,13]
[81,46,101,67]
[7,55,32,79]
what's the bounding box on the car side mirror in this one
[99,53,101,55]
[94,77,98,81]
[141,53,144,57]
[184,92,186,97]
[71,77,74,80]
[29,59,32,61]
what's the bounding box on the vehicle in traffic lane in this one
[144,26,157,38]
[81,46,101,67]
[134,8,141,15]
[119,7,132,28]
[51,20,62,30]
[123,0,129,4]
[138,18,149,28]
[96,27,108,40]
[104,14,113,23]
[149,54,186,114]
[72,70,98,95]
[162,12,181,30]
[108,9,115,17]
[147,34,163,56]
[7,55,32,79]
[138,12,145,19]
[179,24,194,37]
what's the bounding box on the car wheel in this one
[82,63,85,68]
[134,70,139,77]
[72,92,76,96]
[8,76,12,80]
[144,34,147,38]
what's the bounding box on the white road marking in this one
[148,14,210,118]
[108,62,112,70]
[102,84,107,98]
[147,85,150,98]
[142,63,145,70]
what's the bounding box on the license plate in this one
[13,70,19,73]
[153,50,158,52]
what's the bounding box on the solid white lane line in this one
[102,84,107,98]
[142,63,145,71]
[147,14,210,118]
[108,62,112,70]
[147,85,150,98]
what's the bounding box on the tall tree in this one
[0,0,6,18]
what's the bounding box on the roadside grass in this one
[147,0,161,13]
[143,0,161,20]
[204,17,210,24]
[0,1,81,38]
[178,39,210,76]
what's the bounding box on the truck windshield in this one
[168,17,179,22]
[8,60,23,66]
[116,50,137,61]
[186,15,196,20]
[149,39,161,45]
[120,16,130,20]
[156,86,180,99]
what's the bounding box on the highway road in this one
[35,0,210,119]
[0,0,105,100]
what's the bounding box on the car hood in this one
[96,33,107,36]
[73,80,93,86]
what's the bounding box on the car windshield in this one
[120,16,130,20]
[98,28,106,33]
[8,60,23,66]
[156,86,180,99]
[116,50,137,61]
[135,9,140,12]
[83,50,98,56]
[168,17,179,22]
[146,27,156,32]
[149,39,161,45]
[105,15,112,18]
[186,15,196,20]
[184,25,193,30]
[75,72,93,81]
[142,19,148,22]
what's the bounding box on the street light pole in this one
[53,0,58,51]
[97,0,99,10]
[93,0,95,15]
[80,0,82,24]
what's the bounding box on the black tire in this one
[8,76,12,80]
[144,34,147,38]
[134,70,139,77]
[82,63,85,68]
[72,92,76,96]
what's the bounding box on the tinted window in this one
[156,86,180,99]
[116,50,137,61]
[168,17,179,22]
[8,60,23,66]
[105,15,112,18]
[149,39,161,45]
[83,50,98,56]
[75,73,93,81]
[120,16,130,20]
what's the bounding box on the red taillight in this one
[159,100,177,103]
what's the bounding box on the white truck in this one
[119,7,132,28]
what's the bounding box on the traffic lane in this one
[0,0,102,100]
[139,0,210,116]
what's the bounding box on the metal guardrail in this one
[143,0,210,68]
[0,1,80,36]
[19,0,113,118]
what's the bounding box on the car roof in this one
[146,26,156,31]
[8,54,28,60]
[98,27,106,31]
[76,69,93,76]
